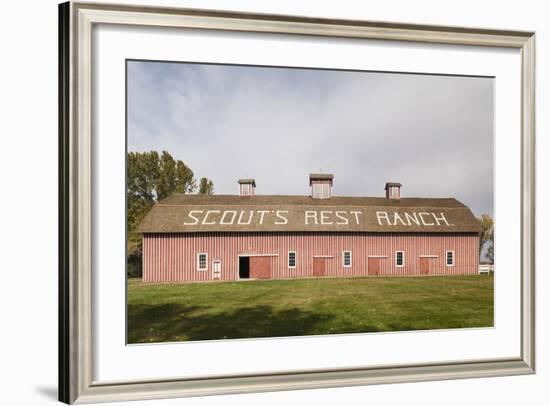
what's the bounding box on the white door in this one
[213,260,221,280]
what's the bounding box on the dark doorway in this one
[239,256,250,279]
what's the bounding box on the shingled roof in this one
[137,194,481,234]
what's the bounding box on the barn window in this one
[288,251,296,268]
[197,253,208,271]
[395,251,405,267]
[343,251,352,267]
[446,251,455,266]
[321,183,330,199]
[312,182,331,199]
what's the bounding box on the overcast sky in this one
[127,60,494,217]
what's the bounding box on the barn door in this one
[419,257,431,275]
[313,258,326,277]
[249,256,272,279]
[212,260,221,280]
[368,258,381,276]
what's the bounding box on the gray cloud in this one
[127,61,494,217]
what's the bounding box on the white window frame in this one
[197,252,208,271]
[288,251,297,268]
[395,251,405,267]
[446,250,455,266]
[343,250,352,268]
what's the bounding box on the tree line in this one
[127,150,213,276]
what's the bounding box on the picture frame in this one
[58,1,535,404]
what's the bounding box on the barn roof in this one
[137,194,482,234]
[309,173,334,184]
[238,178,256,186]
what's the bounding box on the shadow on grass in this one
[128,304,335,343]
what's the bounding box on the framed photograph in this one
[59,1,535,404]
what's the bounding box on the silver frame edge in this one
[61,1,536,403]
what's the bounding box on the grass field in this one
[127,275,493,343]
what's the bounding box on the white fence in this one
[479,264,494,274]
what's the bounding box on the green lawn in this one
[127,275,493,343]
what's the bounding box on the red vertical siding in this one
[142,232,479,283]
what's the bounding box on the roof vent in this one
[385,182,402,199]
[238,179,256,197]
[310,173,333,199]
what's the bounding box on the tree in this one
[486,244,494,264]
[157,151,196,199]
[199,177,214,194]
[127,151,197,276]
[478,214,494,264]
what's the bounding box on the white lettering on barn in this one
[184,210,203,225]
[433,212,451,226]
[393,212,407,226]
[376,211,391,225]
[237,210,253,225]
[335,211,349,225]
[305,210,361,225]
[220,210,237,225]
[257,210,269,225]
[320,211,332,225]
[418,212,435,226]
[375,211,451,227]
[202,210,219,225]
[181,209,453,228]
[275,210,289,225]
[405,212,420,226]
[305,211,317,225]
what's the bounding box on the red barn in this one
[137,174,481,283]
